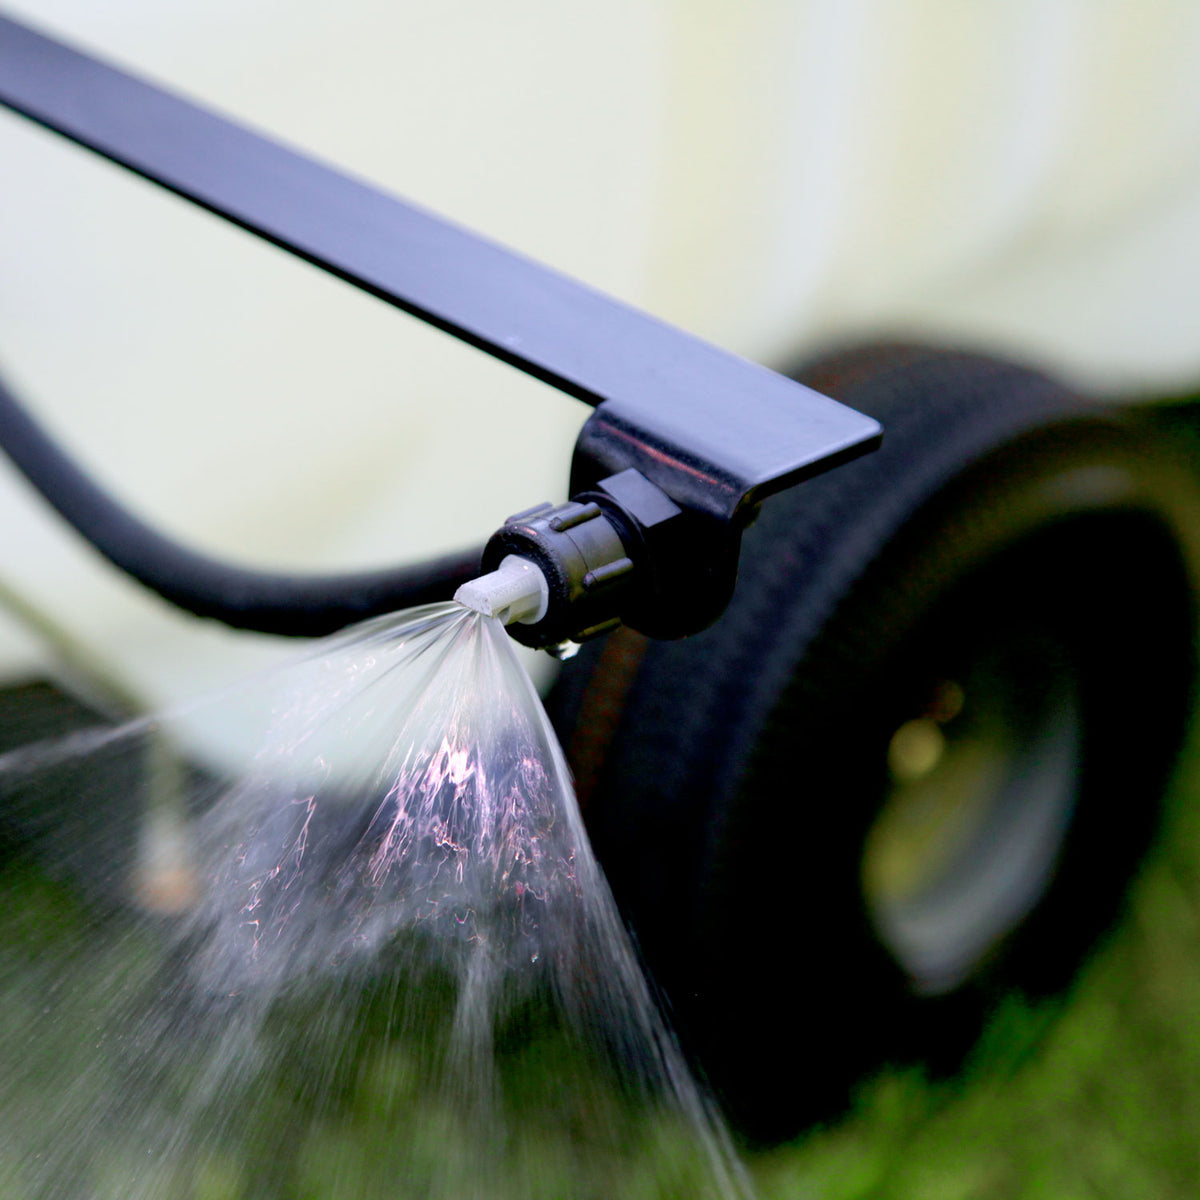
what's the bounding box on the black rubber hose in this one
[0,373,483,636]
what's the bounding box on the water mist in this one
[0,603,755,1199]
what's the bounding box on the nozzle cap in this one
[454,555,550,626]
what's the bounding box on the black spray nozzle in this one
[457,468,740,648]
[477,496,633,646]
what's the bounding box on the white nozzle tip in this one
[454,555,550,626]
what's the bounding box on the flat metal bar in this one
[0,12,880,521]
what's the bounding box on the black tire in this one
[549,344,1200,1141]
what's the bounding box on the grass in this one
[5,710,1200,1197]
[752,747,1200,1199]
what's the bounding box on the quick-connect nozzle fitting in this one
[479,490,640,648]
[472,468,713,648]
[454,555,549,625]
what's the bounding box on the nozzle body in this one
[464,466,738,649]
[477,490,636,646]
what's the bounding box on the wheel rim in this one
[862,627,1083,994]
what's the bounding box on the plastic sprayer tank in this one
[4,2,1200,711]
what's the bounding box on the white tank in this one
[3,0,1200,708]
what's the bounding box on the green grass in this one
[753,751,1200,1199]
[5,741,1200,1197]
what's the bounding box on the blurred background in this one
[6,0,1200,705]
[5,2,1200,1194]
